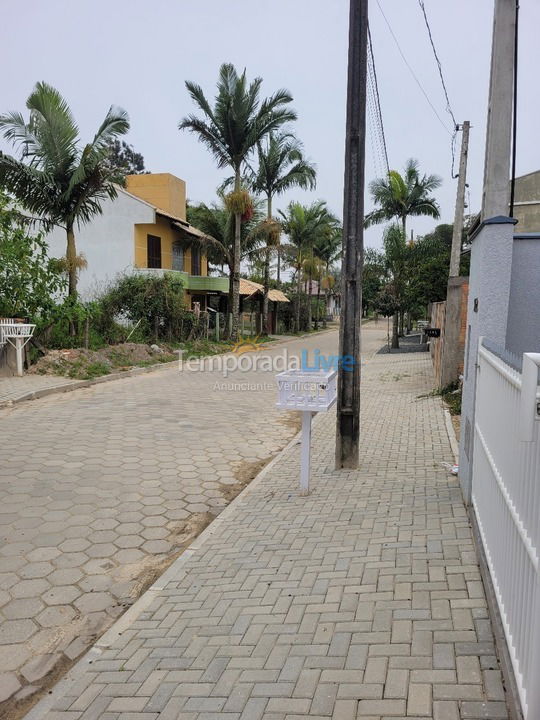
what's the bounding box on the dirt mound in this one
[29,343,177,380]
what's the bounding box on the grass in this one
[419,381,462,415]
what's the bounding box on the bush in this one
[0,193,66,319]
[99,272,188,342]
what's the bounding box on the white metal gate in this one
[473,339,540,719]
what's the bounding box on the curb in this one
[23,419,309,720]
[443,406,460,463]
[1,329,338,410]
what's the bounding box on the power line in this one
[367,23,390,175]
[374,0,452,136]
[417,0,457,128]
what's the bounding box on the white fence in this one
[473,339,540,719]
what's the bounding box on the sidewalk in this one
[24,338,507,719]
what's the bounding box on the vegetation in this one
[279,201,341,333]
[104,139,147,185]
[0,193,66,318]
[249,132,316,332]
[179,63,296,340]
[0,82,130,297]
[365,158,442,235]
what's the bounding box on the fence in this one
[472,339,540,719]
[429,278,469,389]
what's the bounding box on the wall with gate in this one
[472,339,540,719]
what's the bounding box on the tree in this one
[362,248,386,317]
[0,82,129,297]
[406,223,470,316]
[382,224,409,349]
[104,139,147,185]
[249,132,316,332]
[312,225,342,328]
[186,197,262,317]
[279,201,339,332]
[0,192,66,318]
[365,158,442,236]
[179,63,296,340]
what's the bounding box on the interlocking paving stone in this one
[5,325,511,718]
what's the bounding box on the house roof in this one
[239,278,289,303]
[117,185,212,242]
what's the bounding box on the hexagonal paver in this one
[85,543,117,559]
[48,568,83,586]
[42,585,81,606]
[58,538,90,553]
[21,653,61,683]
[0,619,37,644]
[37,605,77,628]
[0,644,31,672]
[2,598,45,620]
[0,672,21,702]
[114,549,145,565]
[26,547,61,563]
[114,535,144,549]
[10,579,50,599]
[74,592,114,614]
[18,562,54,579]
[141,540,172,555]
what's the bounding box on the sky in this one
[1,0,539,253]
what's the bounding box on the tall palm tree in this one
[312,227,342,328]
[179,64,296,340]
[279,201,338,332]
[249,133,316,333]
[0,82,129,297]
[186,197,263,318]
[383,224,409,349]
[365,158,442,236]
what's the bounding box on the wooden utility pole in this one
[335,0,368,469]
[449,121,470,277]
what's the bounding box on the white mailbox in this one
[276,369,337,495]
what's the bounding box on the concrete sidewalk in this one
[24,343,508,719]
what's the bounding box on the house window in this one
[172,241,184,271]
[147,235,162,268]
[191,245,201,276]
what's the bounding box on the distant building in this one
[44,173,221,309]
[513,170,540,232]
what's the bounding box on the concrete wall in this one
[44,189,154,299]
[459,217,516,503]
[505,234,540,355]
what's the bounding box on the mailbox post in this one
[276,369,337,495]
[0,321,36,376]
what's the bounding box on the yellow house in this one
[125,173,227,309]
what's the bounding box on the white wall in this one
[44,189,155,299]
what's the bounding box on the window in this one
[172,241,184,271]
[147,235,162,268]
[191,245,201,276]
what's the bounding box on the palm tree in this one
[382,224,409,349]
[249,132,316,333]
[365,158,442,236]
[179,64,296,340]
[0,82,129,297]
[279,201,338,332]
[186,197,263,318]
[312,227,342,328]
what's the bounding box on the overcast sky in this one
[2,0,539,251]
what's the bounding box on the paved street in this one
[20,323,508,720]
[0,331,339,709]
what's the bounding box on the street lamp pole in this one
[335,0,368,469]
